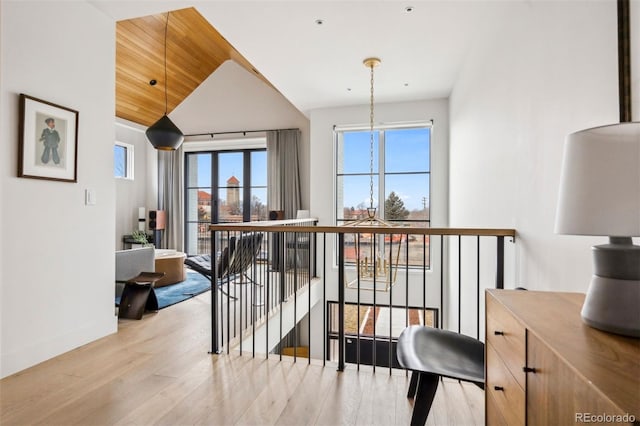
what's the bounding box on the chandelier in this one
[344,57,404,292]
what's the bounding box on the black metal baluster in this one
[372,234,377,374]
[477,235,480,340]
[356,233,361,370]
[389,232,394,375]
[323,233,326,367]
[458,235,461,334]
[496,236,505,289]
[440,235,443,329]
[266,231,270,359]
[210,229,219,354]
[308,230,312,365]
[338,232,345,372]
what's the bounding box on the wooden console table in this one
[486,289,640,425]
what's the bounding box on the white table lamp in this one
[555,121,640,337]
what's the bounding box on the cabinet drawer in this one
[486,391,508,426]
[486,342,525,426]
[486,292,526,388]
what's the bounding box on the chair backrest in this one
[218,232,263,278]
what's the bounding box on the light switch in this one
[85,189,97,205]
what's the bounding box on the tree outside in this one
[385,191,410,220]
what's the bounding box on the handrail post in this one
[210,229,219,354]
[338,232,345,372]
[279,231,286,302]
[496,236,505,289]
[312,221,318,277]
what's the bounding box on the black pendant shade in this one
[146,12,183,151]
[145,114,184,151]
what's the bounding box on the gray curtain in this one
[157,146,184,251]
[267,129,301,218]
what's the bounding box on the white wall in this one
[449,1,620,292]
[0,1,116,378]
[170,60,311,210]
[114,120,156,249]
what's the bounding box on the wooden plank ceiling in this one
[116,7,273,127]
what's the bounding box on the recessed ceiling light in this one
[405,6,414,13]
[404,83,409,87]
[315,19,324,25]
[347,88,352,92]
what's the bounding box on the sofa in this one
[115,247,164,319]
[115,247,155,297]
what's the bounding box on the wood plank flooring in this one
[0,291,484,425]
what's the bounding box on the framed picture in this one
[18,94,79,182]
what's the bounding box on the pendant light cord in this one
[164,12,169,115]
[369,62,375,211]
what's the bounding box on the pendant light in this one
[145,12,184,151]
[363,57,381,219]
[343,57,405,292]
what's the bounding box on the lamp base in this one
[581,276,640,338]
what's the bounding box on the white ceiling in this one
[91,0,517,115]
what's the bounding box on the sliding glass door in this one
[185,149,267,255]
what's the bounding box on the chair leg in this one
[118,284,152,320]
[407,371,419,398]
[145,289,159,311]
[410,372,439,426]
[217,282,238,300]
[242,272,263,288]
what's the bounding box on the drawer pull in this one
[494,330,504,335]
[493,386,504,391]
[523,366,536,373]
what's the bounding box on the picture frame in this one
[18,94,79,182]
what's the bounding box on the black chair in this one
[396,326,485,426]
[185,232,263,301]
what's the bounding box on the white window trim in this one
[334,122,432,224]
[114,141,134,180]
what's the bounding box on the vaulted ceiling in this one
[96,1,523,123]
[116,7,274,126]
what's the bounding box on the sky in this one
[186,127,430,211]
[340,127,430,211]
[192,150,267,189]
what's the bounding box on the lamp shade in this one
[145,114,184,151]
[555,122,640,237]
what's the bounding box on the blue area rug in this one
[155,272,211,309]
[116,272,211,310]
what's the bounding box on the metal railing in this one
[206,221,516,373]
[208,218,318,354]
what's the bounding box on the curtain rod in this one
[184,128,299,138]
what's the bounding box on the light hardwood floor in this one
[0,291,484,425]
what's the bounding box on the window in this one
[184,149,267,255]
[114,142,134,179]
[335,124,431,267]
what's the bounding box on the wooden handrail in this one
[209,223,516,238]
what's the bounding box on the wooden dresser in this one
[485,289,640,425]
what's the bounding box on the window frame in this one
[334,123,432,269]
[114,141,134,180]
[334,123,432,226]
[184,147,267,255]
